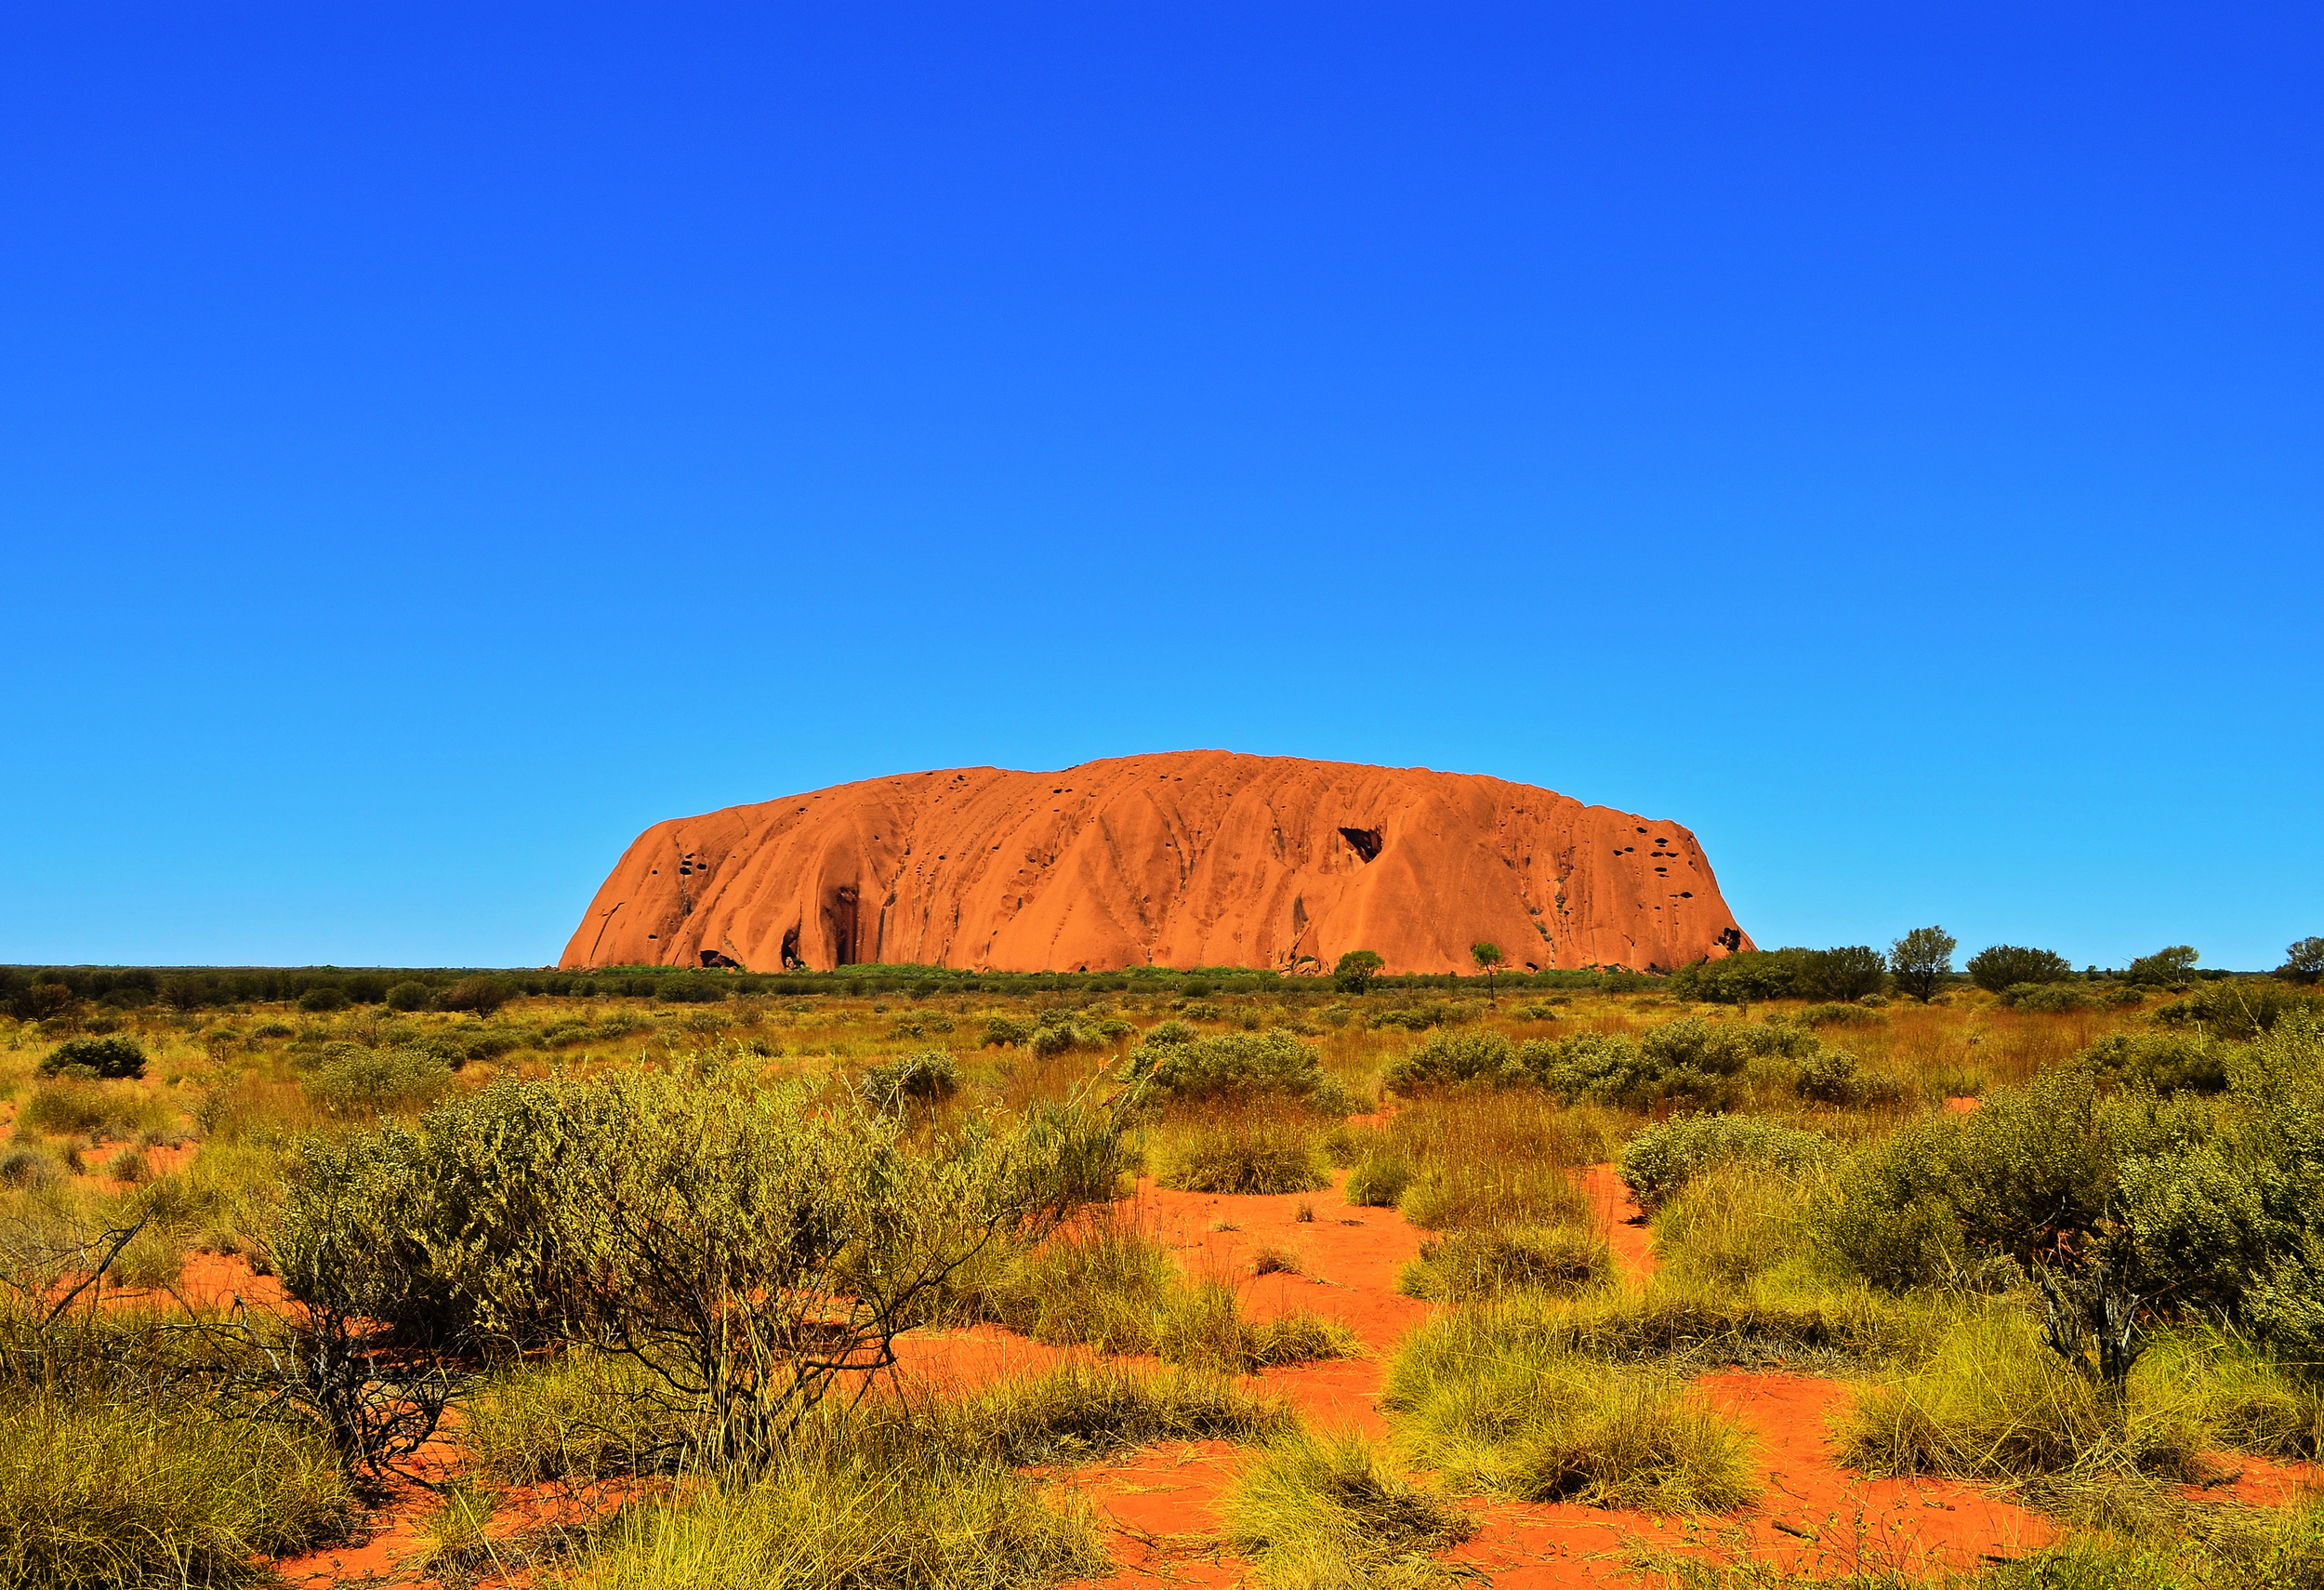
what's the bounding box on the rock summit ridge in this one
[559,750,1754,975]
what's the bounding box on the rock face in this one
[559,751,1755,975]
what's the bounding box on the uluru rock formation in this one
[560,751,1754,976]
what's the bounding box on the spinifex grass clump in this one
[1383,1301,1758,1512]
[558,1402,1109,1590]
[1842,1305,2208,1485]
[1155,1102,1330,1195]
[1649,1160,1833,1291]
[1222,1429,1476,1589]
[1395,1225,1610,1303]
[1382,1089,1609,1231]
[961,1211,1361,1372]
[0,1387,351,1590]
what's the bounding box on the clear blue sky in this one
[3,4,2317,972]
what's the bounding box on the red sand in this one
[559,749,1754,975]
[186,1162,2307,1586]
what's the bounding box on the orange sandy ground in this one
[89,1161,2313,1587]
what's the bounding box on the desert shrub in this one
[1222,1429,1474,1586]
[1028,1021,1084,1057]
[104,1146,149,1184]
[1791,1046,1904,1106]
[2155,980,2324,1040]
[1618,1114,1832,1207]
[385,980,433,1012]
[1826,1021,2324,1360]
[1155,1106,1328,1195]
[858,1051,960,1113]
[272,1056,1127,1466]
[303,1046,455,1116]
[0,1391,350,1589]
[979,1214,1179,1355]
[1968,945,2075,993]
[1396,1224,1609,1302]
[1385,1306,1759,1511]
[1524,1017,1814,1110]
[1142,1018,1195,1046]
[1380,1028,1518,1093]
[1670,949,1801,1004]
[1793,1002,1884,1028]
[36,1035,149,1080]
[21,1082,177,1140]
[297,986,350,1014]
[980,1015,1033,1048]
[2079,1030,2233,1093]
[434,976,513,1014]
[2004,982,2098,1012]
[1124,1028,1353,1115]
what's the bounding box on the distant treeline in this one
[2,960,1646,1015]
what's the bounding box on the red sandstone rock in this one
[559,750,1755,975]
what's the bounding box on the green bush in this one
[35,1036,147,1080]
[302,1045,456,1117]
[969,1216,1358,1373]
[2154,980,2324,1040]
[1792,1047,1903,1106]
[858,1051,960,1113]
[1842,1305,2205,1482]
[435,976,514,1014]
[1668,946,1887,1005]
[980,1016,1033,1048]
[1653,1162,1829,1290]
[1824,1021,2324,1354]
[297,986,350,1013]
[2078,1030,2232,1093]
[1523,1017,1815,1110]
[2004,982,2097,1012]
[271,1054,1128,1459]
[1618,1114,1833,1207]
[1793,1002,1884,1028]
[1379,1028,1519,1093]
[1967,944,2074,993]
[385,980,433,1012]
[1123,1028,1352,1114]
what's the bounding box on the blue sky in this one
[2,4,2317,972]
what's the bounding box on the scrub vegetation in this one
[5,939,2324,1587]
